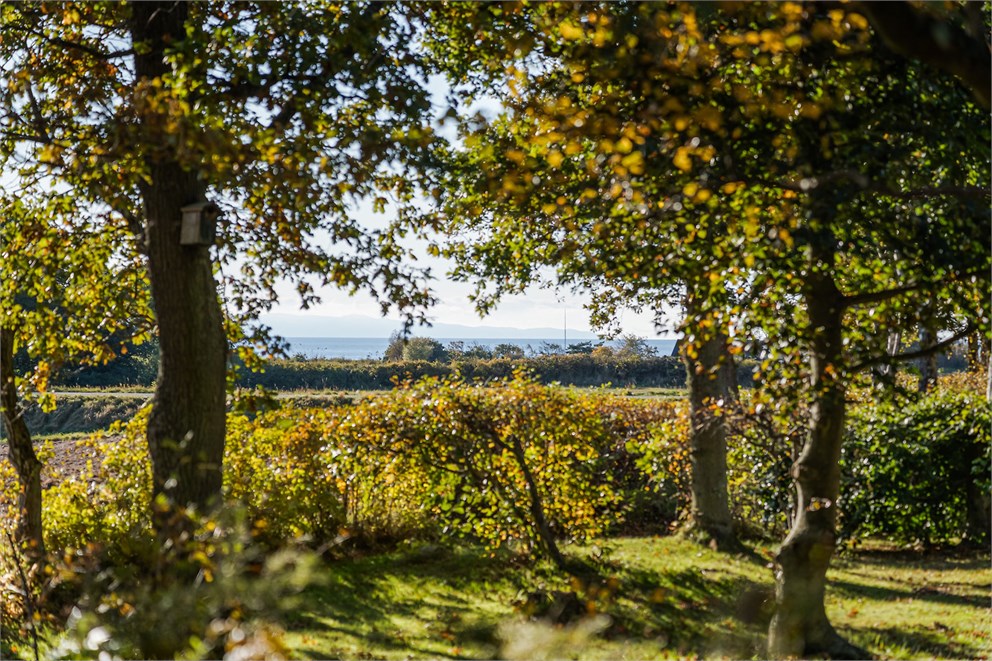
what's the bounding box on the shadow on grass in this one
[831,577,988,609]
[284,548,508,659]
[283,543,774,659]
[601,563,769,657]
[855,626,984,659]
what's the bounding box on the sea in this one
[285,337,678,360]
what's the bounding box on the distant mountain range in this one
[259,313,600,340]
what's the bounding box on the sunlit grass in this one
[281,537,988,659]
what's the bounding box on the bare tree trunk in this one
[918,318,938,393]
[0,327,44,556]
[987,350,991,403]
[681,295,739,551]
[131,3,227,514]
[967,332,981,371]
[767,264,868,659]
[874,329,901,385]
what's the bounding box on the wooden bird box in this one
[180,201,220,246]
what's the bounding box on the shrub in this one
[1,377,687,568]
[840,391,991,546]
[235,354,703,390]
[44,510,316,660]
[606,398,690,533]
[225,409,348,544]
[226,404,433,547]
[726,393,805,538]
[42,408,153,554]
[371,377,625,555]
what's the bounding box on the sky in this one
[262,75,681,340]
[264,256,680,339]
[271,225,684,341]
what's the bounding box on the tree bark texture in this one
[131,3,227,512]
[682,296,739,551]
[917,317,938,393]
[0,327,44,556]
[767,269,868,659]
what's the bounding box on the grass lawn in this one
[280,537,989,660]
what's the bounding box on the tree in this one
[402,336,447,362]
[492,343,526,360]
[427,0,744,550]
[695,7,989,655]
[427,2,988,655]
[1,2,440,513]
[857,1,991,110]
[1,192,152,555]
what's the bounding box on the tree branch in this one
[849,325,973,372]
[841,283,920,309]
[2,24,134,60]
[753,173,987,201]
[856,1,991,110]
[867,183,989,201]
[267,3,382,131]
[23,80,52,145]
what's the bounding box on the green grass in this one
[280,537,989,660]
[827,546,991,659]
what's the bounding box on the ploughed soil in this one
[40,435,114,488]
[2,434,115,491]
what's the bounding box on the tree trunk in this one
[918,318,938,393]
[873,329,901,385]
[131,3,227,513]
[963,436,991,545]
[508,433,567,569]
[986,349,991,403]
[681,296,739,551]
[967,333,980,372]
[767,269,868,659]
[0,327,44,556]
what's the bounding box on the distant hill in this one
[259,313,600,340]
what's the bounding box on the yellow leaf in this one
[547,150,564,168]
[621,151,643,174]
[559,21,584,41]
[784,34,805,51]
[778,228,794,248]
[692,106,723,132]
[847,13,869,30]
[799,103,822,120]
[673,147,692,172]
